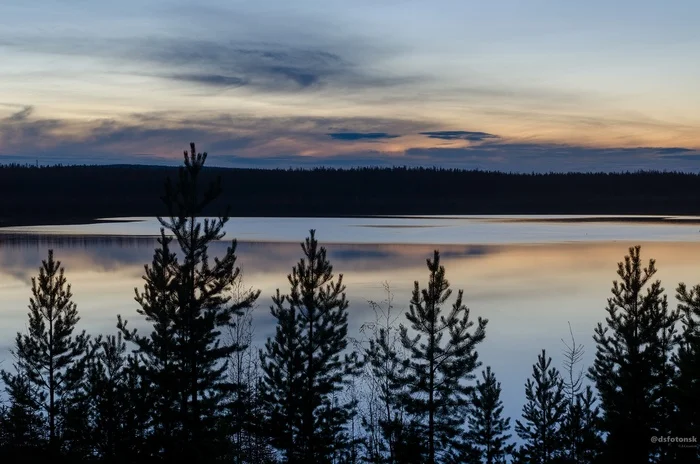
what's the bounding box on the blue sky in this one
[1,0,700,171]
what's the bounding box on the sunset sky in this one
[2,0,700,171]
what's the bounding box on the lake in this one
[1,215,700,426]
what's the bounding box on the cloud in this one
[143,43,346,91]
[420,130,500,142]
[660,153,700,161]
[2,35,420,94]
[655,147,694,155]
[328,132,400,141]
[264,66,320,88]
[0,108,255,163]
[6,105,33,122]
[0,106,424,164]
[2,104,699,173]
[167,73,248,88]
[402,143,700,172]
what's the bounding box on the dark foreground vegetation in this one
[1,144,698,463]
[5,159,700,225]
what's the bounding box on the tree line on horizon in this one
[0,144,698,463]
[5,161,700,225]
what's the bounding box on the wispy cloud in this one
[655,147,694,155]
[328,132,400,141]
[1,35,421,94]
[420,131,500,142]
[0,105,421,162]
[167,73,249,88]
[6,105,33,122]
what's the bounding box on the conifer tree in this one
[570,386,604,464]
[672,283,700,462]
[82,332,151,462]
[588,246,679,463]
[393,420,429,464]
[118,230,181,458]
[464,367,514,464]
[260,230,359,464]
[398,250,488,464]
[515,350,567,464]
[260,287,305,463]
[0,370,45,459]
[0,250,89,458]
[118,354,153,460]
[118,143,260,462]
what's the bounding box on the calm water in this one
[2,215,700,424]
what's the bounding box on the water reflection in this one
[3,215,700,244]
[1,235,700,425]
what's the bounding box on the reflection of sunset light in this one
[2,238,700,424]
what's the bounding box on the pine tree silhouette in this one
[260,230,359,463]
[588,246,679,463]
[515,350,567,464]
[0,250,89,458]
[118,143,260,462]
[463,367,515,464]
[398,250,488,464]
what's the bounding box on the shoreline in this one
[3,213,700,229]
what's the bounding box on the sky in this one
[1,0,700,172]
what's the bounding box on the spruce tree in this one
[118,143,260,462]
[515,349,567,464]
[0,250,89,458]
[588,246,679,463]
[673,283,700,462]
[463,367,514,464]
[398,250,488,464]
[260,230,359,464]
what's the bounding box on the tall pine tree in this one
[260,230,359,464]
[515,349,567,464]
[118,143,260,462]
[0,250,89,458]
[588,246,679,463]
[398,250,488,464]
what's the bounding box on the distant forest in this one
[3,163,700,225]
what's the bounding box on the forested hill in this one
[3,164,700,225]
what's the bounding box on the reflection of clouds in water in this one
[0,235,156,282]
[2,238,700,428]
